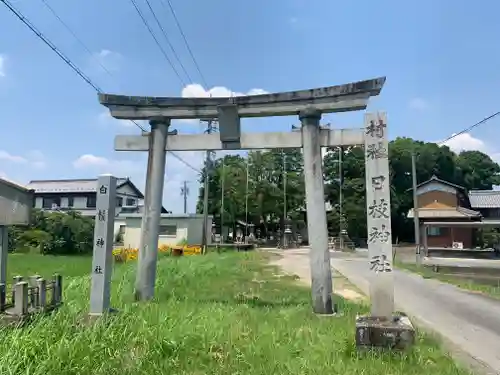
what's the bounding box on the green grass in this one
[396,261,500,299]
[0,252,470,375]
[6,253,93,282]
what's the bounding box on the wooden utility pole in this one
[411,152,421,266]
[201,119,217,253]
[180,181,189,214]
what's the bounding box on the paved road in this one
[274,248,500,374]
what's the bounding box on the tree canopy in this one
[197,138,500,243]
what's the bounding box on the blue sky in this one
[1,0,500,213]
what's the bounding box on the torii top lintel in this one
[98,76,386,121]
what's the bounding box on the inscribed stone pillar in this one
[89,174,117,316]
[300,107,334,315]
[363,112,394,319]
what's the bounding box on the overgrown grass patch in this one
[0,252,470,374]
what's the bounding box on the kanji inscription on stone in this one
[369,254,392,273]
[90,175,117,316]
[97,209,106,222]
[371,176,385,190]
[365,119,387,138]
[364,112,394,319]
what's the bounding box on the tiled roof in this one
[26,178,128,193]
[407,207,481,219]
[468,190,500,208]
[409,175,465,192]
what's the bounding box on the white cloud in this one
[441,133,487,153]
[72,154,140,172]
[90,49,122,73]
[181,84,268,99]
[408,97,429,111]
[0,150,26,163]
[177,84,268,125]
[0,149,46,169]
[0,55,5,77]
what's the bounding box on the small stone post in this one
[29,275,41,307]
[0,226,8,286]
[300,108,334,315]
[0,283,5,312]
[37,278,47,310]
[12,275,23,304]
[89,175,117,316]
[53,274,62,305]
[13,281,28,316]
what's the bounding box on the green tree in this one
[455,150,500,190]
[198,138,500,245]
[8,209,95,255]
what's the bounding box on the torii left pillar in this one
[135,119,170,301]
[300,108,334,315]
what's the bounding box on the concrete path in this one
[273,248,500,375]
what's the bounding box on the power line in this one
[439,111,500,145]
[170,152,201,173]
[128,0,186,86]
[1,0,199,168]
[1,0,102,92]
[39,0,115,79]
[161,0,209,89]
[142,0,192,83]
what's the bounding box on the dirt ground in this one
[268,249,366,302]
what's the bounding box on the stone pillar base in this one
[355,313,415,350]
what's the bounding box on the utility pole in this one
[283,151,287,248]
[200,119,217,253]
[180,181,189,214]
[339,146,343,250]
[220,159,225,245]
[245,157,250,239]
[411,151,421,266]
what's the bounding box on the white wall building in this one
[26,178,169,217]
[121,213,214,248]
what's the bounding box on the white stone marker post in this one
[364,112,394,319]
[89,174,117,317]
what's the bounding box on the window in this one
[86,195,97,208]
[427,227,441,236]
[42,197,60,209]
[159,225,177,236]
[116,197,123,207]
[67,197,74,207]
[126,198,135,206]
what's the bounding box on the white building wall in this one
[122,214,213,249]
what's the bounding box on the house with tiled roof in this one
[468,190,500,220]
[407,175,482,248]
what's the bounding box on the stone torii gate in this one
[98,77,393,317]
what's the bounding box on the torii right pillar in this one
[300,108,334,315]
